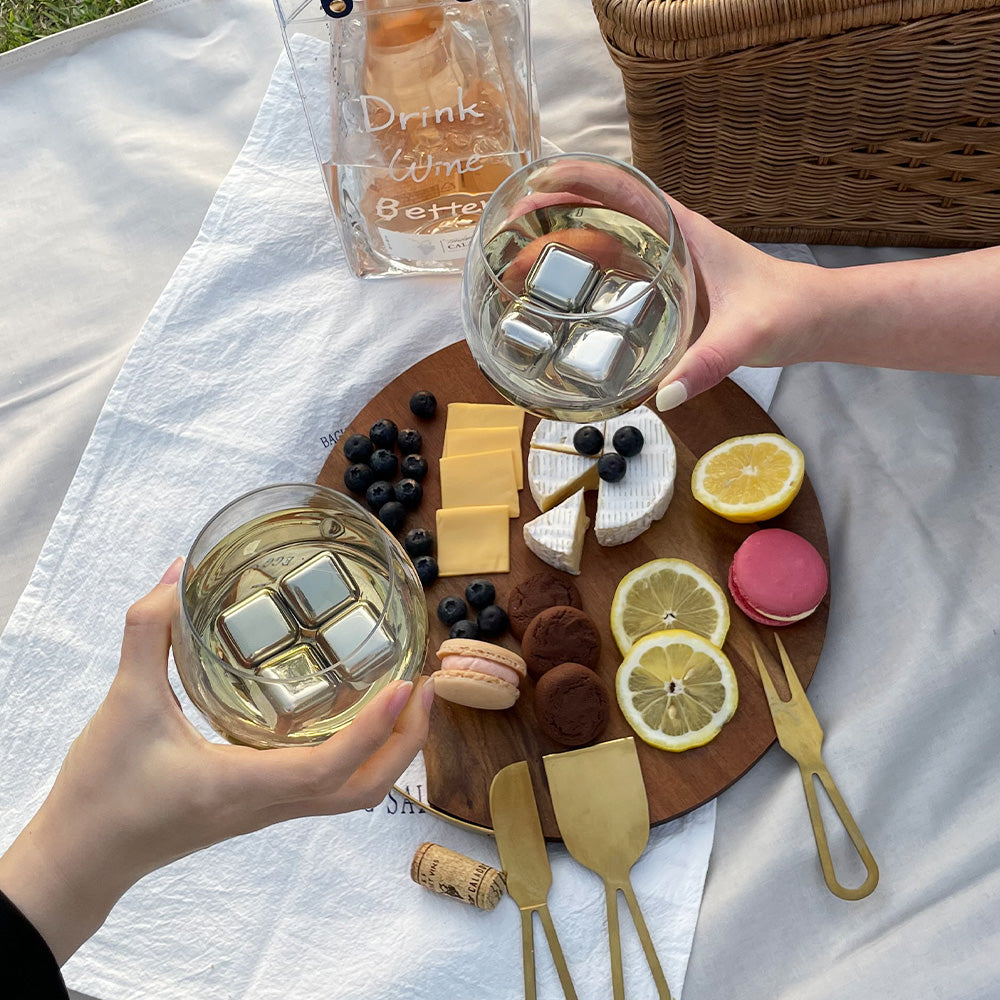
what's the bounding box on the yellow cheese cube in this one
[439,449,520,517]
[445,402,525,433]
[442,426,524,489]
[436,505,510,576]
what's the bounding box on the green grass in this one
[1,0,148,53]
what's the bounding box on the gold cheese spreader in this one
[543,737,672,1000]
[489,761,578,1000]
[752,635,879,900]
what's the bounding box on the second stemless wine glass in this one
[172,483,427,749]
[462,152,696,421]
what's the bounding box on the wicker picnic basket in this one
[591,0,1000,247]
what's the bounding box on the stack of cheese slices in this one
[435,402,526,577]
[523,407,676,574]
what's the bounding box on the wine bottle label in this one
[378,224,475,262]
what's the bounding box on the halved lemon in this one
[616,629,738,752]
[611,558,729,655]
[691,433,805,523]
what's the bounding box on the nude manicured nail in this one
[655,381,688,411]
[387,680,414,717]
[421,675,436,710]
[159,557,184,586]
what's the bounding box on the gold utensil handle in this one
[799,762,879,900]
[621,880,673,999]
[537,905,580,1000]
[604,883,626,1000]
[519,906,579,1000]
[519,910,536,1000]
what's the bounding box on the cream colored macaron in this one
[432,639,528,710]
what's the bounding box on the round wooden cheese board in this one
[317,341,829,840]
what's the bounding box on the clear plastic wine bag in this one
[273,0,540,278]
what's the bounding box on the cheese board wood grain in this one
[318,341,829,840]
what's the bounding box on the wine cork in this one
[410,842,507,911]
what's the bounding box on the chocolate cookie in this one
[507,572,583,640]
[534,662,610,747]
[520,605,601,680]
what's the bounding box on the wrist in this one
[0,803,135,965]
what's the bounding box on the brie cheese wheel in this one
[529,419,605,455]
[527,447,599,512]
[523,489,590,575]
[595,408,676,546]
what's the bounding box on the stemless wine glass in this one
[462,151,696,421]
[172,483,427,749]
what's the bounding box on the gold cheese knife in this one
[543,738,672,1000]
[752,635,879,900]
[489,762,578,1000]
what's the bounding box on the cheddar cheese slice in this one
[445,402,525,433]
[442,425,523,489]
[436,505,510,576]
[439,449,520,517]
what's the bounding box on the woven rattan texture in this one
[593,2,1000,247]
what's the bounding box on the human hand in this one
[508,158,829,408]
[0,558,433,964]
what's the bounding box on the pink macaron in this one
[728,528,828,627]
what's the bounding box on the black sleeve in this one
[0,888,70,999]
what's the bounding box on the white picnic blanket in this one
[0,42,799,1000]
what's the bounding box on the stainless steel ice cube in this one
[554,321,638,387]
[524,243,601,312]
[317,603,395,688]
[249,645,340,729]
[587,269,665,336]
[279,552,356,626]
[494,304,558,377]
[217,590,297,667]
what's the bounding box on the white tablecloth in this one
[1,2,999,999]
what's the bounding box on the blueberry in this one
[401,454,428,482]
[369,418,398,450]
[476,604,508,638]
[597,453,627,483]
[449,619,480,640]
[409,390,437,420]
[573,425,605,456]
[397,428,422,455]
[403,527,435,558]
[437,595,468,625]
[377,500,406,532]
[343,462,374,495]
[365,480,395,511]
[342,433,374,464]
[369,448,398,478]
[395,478,423,510]
[415,555,439,587]
[465,578,496,610]
[612,425,644,458]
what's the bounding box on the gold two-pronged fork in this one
[752,635,879,900]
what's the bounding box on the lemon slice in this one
[611,558,730,654]
[616,629,738,752]
[691,433,805,523]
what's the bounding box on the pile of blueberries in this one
[341,390,441,587]
[572,423,644,482]
[437,579,509,641]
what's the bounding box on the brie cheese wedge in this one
[523,489,590,575]
[595,408,676,546]
[527,447,599,512]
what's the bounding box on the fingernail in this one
[159,557,184,586]
[421,675,436,710]
[387,680,414,717]
[656,380,688,411]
